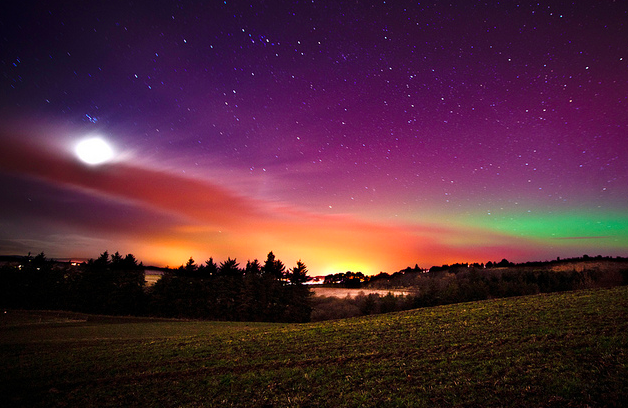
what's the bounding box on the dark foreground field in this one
[1,287,627,407]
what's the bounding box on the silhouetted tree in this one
[219,258,242,277]
[185,257,197,274]
[67,251,145,315]
[93,250,110,269]
[262,251,285,279]
[197,257,218,278]
[287,260,309,285]
[497,258,514,267]
[123,253,141,270]
[323,271,366,287]
[0,252,66,310]
[111,251,123,266]
[245,259,262,276]
[1,249,317,323]
[283,260,312,322]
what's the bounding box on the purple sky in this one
[1,1,626,274]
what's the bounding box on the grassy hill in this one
[1,286,627,407]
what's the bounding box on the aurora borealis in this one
[0,1,626,274]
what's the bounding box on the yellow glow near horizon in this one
[318,262,377,276]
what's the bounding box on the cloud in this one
[0,128,542,272]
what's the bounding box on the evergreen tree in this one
[287,260,309,285]
[205,257,219,277]
[283,260,312,322]
[111,251,123,267]
[245,259,262,276]
[184,257,197,275]
[219,258,241,277]
[67,250,145,315]
[93,250,110,268]
[262,251,285,279]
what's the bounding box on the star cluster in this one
[0,1,626,273]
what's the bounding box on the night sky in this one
[1,1,626,275]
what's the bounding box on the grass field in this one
[1,287,627,407]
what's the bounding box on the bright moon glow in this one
[75,138,114,165]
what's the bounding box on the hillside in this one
[1,286,627,407]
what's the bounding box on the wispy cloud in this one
[0,130,543,272]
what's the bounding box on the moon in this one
[75,137,114,165]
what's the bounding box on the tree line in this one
[0,251,312,323]
[3,251,627,323]
[311,256,628,320]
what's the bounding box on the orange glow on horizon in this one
[0,132,551,275]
